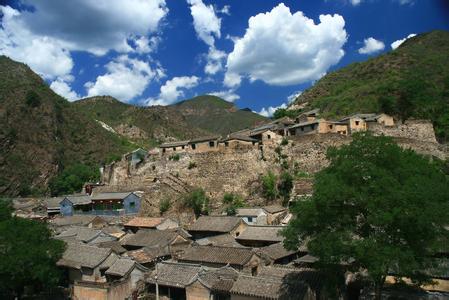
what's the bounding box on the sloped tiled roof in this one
[257,242,298,261]
[188,216,242,233]
[195,234,243,248]
[236,226,284,243]
[179,245,255,266]
[64,195,92,205]
[57,242,112,269]
[44,197,64,209]
[236,208,265,217]
[120,229,180,248]
[262,205,287,214]
[230,275,283,299]
[105,258,135,277]
[56,226,102,243]
[220,135,258,143]
[160,140,189,148]
[51,215,97,227]
[91,192,134,201]
[189,135,220,143]
[147,262,203,288]
[97,241,127,254]
[127,246,170,264]
[124,217,164,228]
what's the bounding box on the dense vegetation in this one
[49,163,100,196]
[183,188,210,217]
[223,192,245,215]
[0,199,65,298]
[291,30,449,142]
[283,133,449,299]
[0,56,134,196]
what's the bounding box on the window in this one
[251,266,258,276]
[191,144,196,150]
[225,141,229,147]
[311,124,316,130]
[300,127,304,131]
[172,147,176,151]
[182,145,185,149]
[129,202,135,208]
[355,121,360,126]
[209,141,215,147]
[247,216,253,223]
[329,125,333,129]
[162,148,166,153]
[267,134,271,139]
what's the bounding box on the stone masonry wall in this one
[368,120,437,143]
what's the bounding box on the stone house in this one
[44,197,64,215]
[236,226,284,248]
[187,216,247,239]
[236,208,268,225]
[195,233,244,248]
[295,108,320,123]
[339,113,395,134]
[121,228,192,254]
[55,226,118,245]
[178,245,262,274]
[219,135,260,150]
[256,243,300,265]
[125,148,148,168]
[249,127,282,144]
[160,140,190,154]
[124,217,179,233]
[189,135,221,153]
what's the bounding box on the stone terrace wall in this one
[368,120,437,143]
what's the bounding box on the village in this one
[9,108,449,300]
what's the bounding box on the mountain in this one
[173,95,267,135]
[0,56,135,196]
[290,30,449,142]
[73,96,209,147]
[74,95,268,143]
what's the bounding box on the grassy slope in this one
[292,30,449,142]
[174,95,268,135]
[0,56,134,196]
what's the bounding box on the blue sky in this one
[1,0,448,116]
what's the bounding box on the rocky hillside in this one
[73,96,209,147]
[74,95,268,145]
[173,95,267,135]
[0,56,134,196]
[290,30,449,142]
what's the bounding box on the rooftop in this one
[120,229,182,248]
[188,216,243,233]
[236,226,284,243]
[189,135,221,143]
[236,207,265,217]
[257,242,298,261]
[179,245,256,266]
[91,192,135,201]
[105,258,135,277]
[57,242,112,269]
[147,261,203,288]
[160,140,189,148]
[124,217,165,228]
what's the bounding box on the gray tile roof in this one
[56,226,102,243]
[195,234,244,248]
[179,245,255,266]
[236,208,265,217]
[120,229,181,248]
[51,215,97,227]
[189,135,220,143]
[44,197,64,209]
[105,258,135,277]
[147,261,203,288]
[257,242,298,261]
[57,242,112,269]
[64,195,92,205]
[91,192,134,201]
[230,275,283,299]
[188,216,243,233]
[97,241,127,254]
[262,205,287,214]
[236,226,284,243]
[127,246,171,264]
[160,140,190,148]
[220,135,258,143]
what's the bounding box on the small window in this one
[267,134,271,139]
[329,125,333,129]
[252,141,256,145]
[300,127,304,131]
[172,147,176,151]
[251,266,258,276]
[191,144,196,150]
[209,141,215,147]
[247,216,253,222]
[129,202,135,208]
[182,145,185,149]
[225,141,229,147]
[355,121,360,126]
[162,148,166,153]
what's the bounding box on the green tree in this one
[282,133,449,300]
[223,193,245,216]
[278,171,293,206]
[159,198,171,215]
[0,199,65,298]
[49,163,100,196]
[261,171,278,201]
[183,188,210,217]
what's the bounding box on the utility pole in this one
[155,261,159,300]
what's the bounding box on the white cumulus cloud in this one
[86,55,162,102]
[258,103,287,118]
[391,33,416,50]
[187,0,221,47]
[209,89,240,102]
[358,37,385,54]
[205,47,227,75]
[224,3,347,88]
[147,76,200,106]
[50,78,80,101]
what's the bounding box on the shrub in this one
[261,171,278,200]
[183,188,210,217]
[159,199,171,214]
[278,171,293,206]
[49,163,100,196]
[188,161,197,169]
[281,138,289,146]
[223,193,245,216]
[25,90,41,107]
[169,154,180,161]
[274,146,282,155]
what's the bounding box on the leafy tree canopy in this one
[282,133,449,299]
[183,188,210,217]
[49,163,100,196]
[0,199,65,298]
[223,193,245,216]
